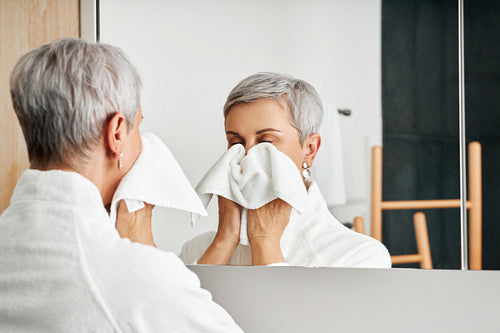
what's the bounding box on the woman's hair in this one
[9,38,142,168]
[223,72,323,143]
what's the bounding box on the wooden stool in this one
[354,142,482,269]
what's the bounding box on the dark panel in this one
[464,0,500,270]
[383,0,500,269]
[382,0,460,269]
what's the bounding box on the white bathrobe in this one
[180,182,391,268]
[0,169,241,332]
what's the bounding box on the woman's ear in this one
[303,133,321,167]
[105,112,127,158]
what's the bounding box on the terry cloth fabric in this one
[0,169,242,332]
[180,181,391,268]
[312,104,347,206]
[109,132,207,224]
[192,143,308,245]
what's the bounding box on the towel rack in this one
[337,108,352,116]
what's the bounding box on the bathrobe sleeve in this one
[86,238,242,332]
[131,249,242,332]
[179,231,218,264]
[303,212,392,268]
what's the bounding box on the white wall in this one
[100,0,381,254]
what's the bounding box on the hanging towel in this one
[109,132,207,224]
[193,143,308,245]
[312,104,347,206]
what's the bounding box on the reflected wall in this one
[100,0,383,254]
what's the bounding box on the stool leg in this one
[414,212,433,269]
[371,146,383,242]
[468,141,482,270]
[353,216,366,235]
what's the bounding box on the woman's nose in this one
[244,141,257,154]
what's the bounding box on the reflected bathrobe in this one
[180,182,391,268]
[0,170,241,332]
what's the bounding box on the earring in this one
[118,152,123,169]
[302,162,311,180]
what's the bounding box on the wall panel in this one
[0,0,79,213]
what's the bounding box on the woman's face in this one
[225,99,306,170]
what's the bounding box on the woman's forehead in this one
[225,100,293,132]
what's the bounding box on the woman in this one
[180,72,391,268]
[0,38,240,332]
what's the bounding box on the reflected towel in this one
[193,143,307,245]
[110,132,207,224]
[312,104,346,206]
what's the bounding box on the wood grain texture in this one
[0,0,79,213]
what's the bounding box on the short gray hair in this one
[223,72,323,142]
[10,38,141,168]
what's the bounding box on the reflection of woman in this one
[0,39,240,331]
[181,72,391,267]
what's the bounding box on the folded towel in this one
[193,143,308,245]
[109,132,207,224]
[312,104,346,206]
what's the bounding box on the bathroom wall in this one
[100,0,382,253]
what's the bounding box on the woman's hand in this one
[247,199,292,265]
[214,196,241,245]
[115,200,156,247]
[198,196,241,265]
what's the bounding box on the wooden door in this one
[0,0,79,213]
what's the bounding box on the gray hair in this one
[223,72,323,142]
[10,38,141,168]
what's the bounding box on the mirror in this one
[99,0,473,268]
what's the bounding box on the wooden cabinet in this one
[0,0,79,213]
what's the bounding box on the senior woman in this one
[0,38,241,332]
[180,72,391,268]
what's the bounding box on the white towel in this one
[109,132,207,224]
[193,143,308,245]
[312,104,347,206]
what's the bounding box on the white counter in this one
[188,265,500,332]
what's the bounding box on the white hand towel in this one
[312,104,347,206]
[109,132,207,224]
[193,143,307,245]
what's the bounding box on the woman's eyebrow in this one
[255,128,281,135]
[226,131,240,136]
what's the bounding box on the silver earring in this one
[302,162,311,180]
[118,153,123,169]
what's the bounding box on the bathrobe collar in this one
[280,181,325,258]
[11,169,107,215]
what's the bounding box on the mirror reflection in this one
[179,73,390,267]
[380,0,462,269]
[100,0,497,269]
[101,0,391,267]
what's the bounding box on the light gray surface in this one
[188,265,500,332]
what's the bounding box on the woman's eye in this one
[259,140,273,144]
[230,142,243,146]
